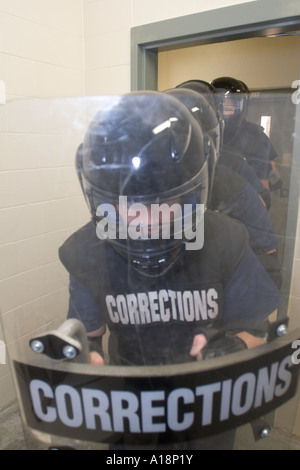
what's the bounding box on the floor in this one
[0,401,27,450]
[1,400,300,450]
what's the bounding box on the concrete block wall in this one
[0,0,87,409]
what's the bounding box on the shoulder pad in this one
[220,145,246,171]
[241,120,265,137]
[204,210,249,279]
[209,164,247,207]
[59,221,104,275]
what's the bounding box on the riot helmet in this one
[176,80,223,118]
[239,80,250,94]
[211,76,249,142]
[172,81,224,159]
[163,87,221,205]
[76,91,213,276]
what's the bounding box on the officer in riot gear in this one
[167,83,282,288]
[211,76,282,193]
[59,91,282,448]
[60,90,282,365]
[176,79,271,207]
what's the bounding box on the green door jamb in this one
[130,0,300,91]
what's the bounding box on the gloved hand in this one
[191,328,247,361]
[88,336,105,365]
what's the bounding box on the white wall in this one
[0,0,299,416]
[82,0,257,95]
[0,0,87,409]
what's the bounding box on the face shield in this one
[211,77,249,142]
[222,92,247,123]
[77,92,213,276]
[164,87,223,161]
[79,159,209,276]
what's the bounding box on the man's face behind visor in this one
[117,198,181,240]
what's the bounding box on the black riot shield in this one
[1,91,300,450]
[8,320,300,449]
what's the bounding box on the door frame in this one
[131,0,300,91]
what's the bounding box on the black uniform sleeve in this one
[208,164,247,211]
[223,246,283,330]
[204,210,249,285]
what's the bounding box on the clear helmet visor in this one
[76,91,214,275]
[223,95,245,120]
[215,91,248,141]
[81,159,209,275]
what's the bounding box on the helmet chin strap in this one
[111,243,184,278]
